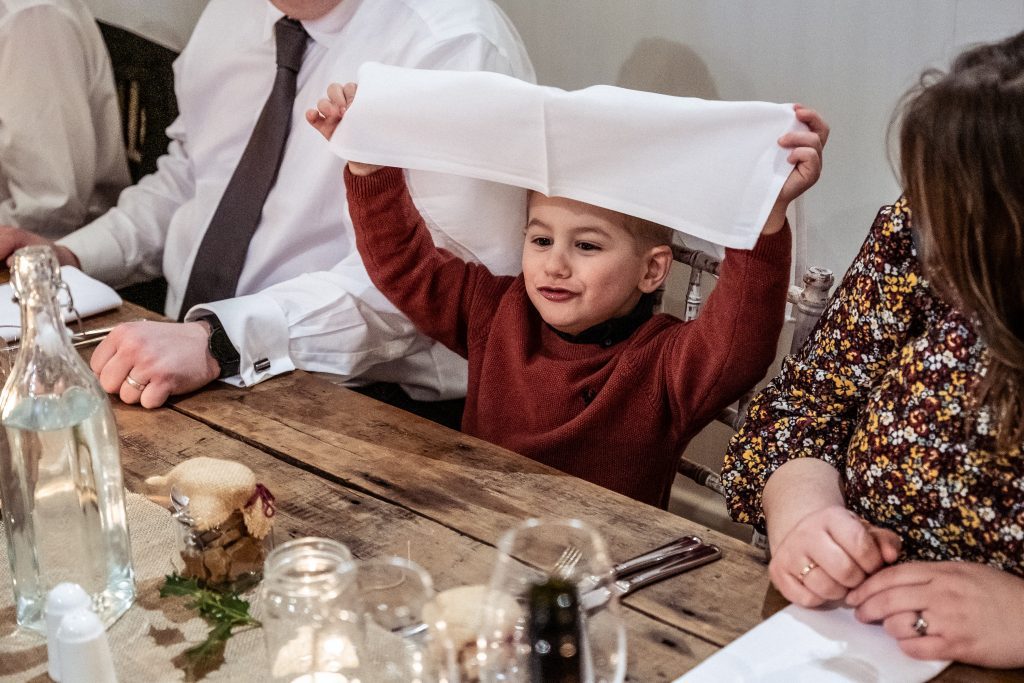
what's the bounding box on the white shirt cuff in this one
[184,293,294,386]
[58,221,129,284]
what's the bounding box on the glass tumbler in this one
[261,537,361,683]
[476,518,627,683]
[354,556,457,683]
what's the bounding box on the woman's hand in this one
[769,504,902,607]
[848,561,1024,668]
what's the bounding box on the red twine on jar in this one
[246,483,276,518]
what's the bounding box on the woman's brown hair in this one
[894,30,1024,453]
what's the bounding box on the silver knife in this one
[612,535,703,578]
[575,535,705,594]
[580,542,721,612]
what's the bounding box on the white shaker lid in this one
[45,582,91,681]
[56,607,118,683]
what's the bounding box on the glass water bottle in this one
[0,246,135,632]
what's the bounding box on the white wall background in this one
[493,1,1024,534]
[494,0,1024,281]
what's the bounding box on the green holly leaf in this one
[160,573,262,681]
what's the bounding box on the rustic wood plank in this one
[112,403,719,680]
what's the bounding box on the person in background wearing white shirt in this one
[0,0,534,414]
[0,0,130,238]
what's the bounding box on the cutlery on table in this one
[6,323,136,351]
[572,535,706,593]
[396,536,720,637]
[580,541,721,612]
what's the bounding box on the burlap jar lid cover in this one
[146,457,274,539]
[331,63,806,251]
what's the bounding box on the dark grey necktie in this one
[179,17,308,317]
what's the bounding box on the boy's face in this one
[522,194,667,336]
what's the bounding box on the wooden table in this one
[78,304,1024,680]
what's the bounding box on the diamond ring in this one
[913,611,928,637]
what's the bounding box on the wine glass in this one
[354,556,457,683]
[476,518,627,683]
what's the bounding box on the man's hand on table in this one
[91,320,220,408]
[0,225,80,268]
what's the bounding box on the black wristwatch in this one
[199,314,241,378]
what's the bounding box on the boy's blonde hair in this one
[525,190,675,252]
[624,214,675,254]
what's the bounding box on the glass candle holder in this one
[260,537,361,683]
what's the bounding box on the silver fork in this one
[551,545,583,580]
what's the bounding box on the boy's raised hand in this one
[304,82,382,176]
[762,104,828,234]
[305,81,355,140]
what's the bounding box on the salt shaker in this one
[45,582,91,682]
[56,606,118,683]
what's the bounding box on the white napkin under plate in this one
[332,62,804,250]
[677,604,949,682]
[0,266,122,342]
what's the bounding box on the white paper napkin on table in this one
[676,604,949,682]
[331,62,804,250]
[0,266,122,341]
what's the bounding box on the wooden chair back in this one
[97,22,178,312]
[97,21,179,183]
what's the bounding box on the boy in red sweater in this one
[307,83,826,508]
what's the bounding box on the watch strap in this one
[199,314,241,378]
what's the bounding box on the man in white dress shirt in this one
[0,0,130,238]
[0,0,534,410]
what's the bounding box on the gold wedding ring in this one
[125,374,148,391]
[798,561,817,582]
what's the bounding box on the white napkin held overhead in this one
[332,63,804,250]
[676,604,949,682]
[0,266,122,342]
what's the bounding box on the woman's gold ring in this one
[798,561,818,582]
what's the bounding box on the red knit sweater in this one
[347,167,791,508]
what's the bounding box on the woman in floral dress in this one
[722,31,1024,668]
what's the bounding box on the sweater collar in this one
[547,293,656,347]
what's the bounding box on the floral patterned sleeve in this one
[721,199,928,530]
